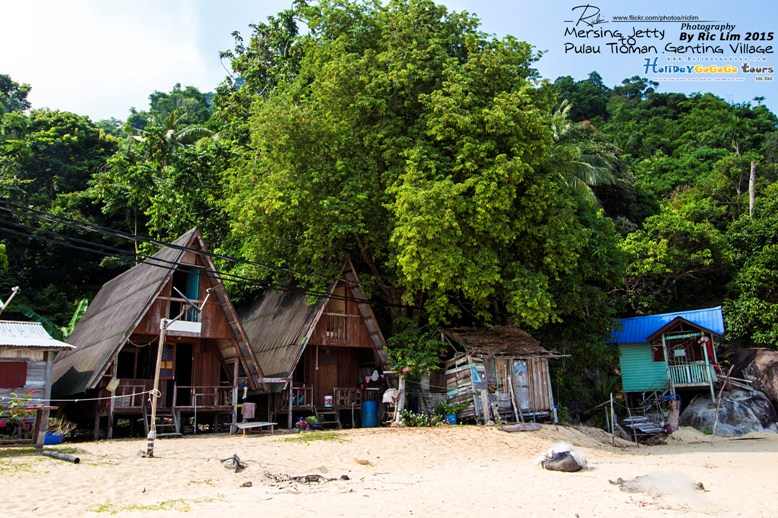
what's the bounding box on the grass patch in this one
[283,431,346,444]
[90,496,223,515]
[0,447,37,458]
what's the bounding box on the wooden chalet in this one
[443,327,560,423]
[610,306,724,402]
[239,259,388,429]
[51,229,264,439]
[1,321,73,445]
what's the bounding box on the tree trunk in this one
[749,160,756,217]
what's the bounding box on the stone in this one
[731,348,778,409]
[679,389,778,437]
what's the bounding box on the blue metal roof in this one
[609,306,724,344]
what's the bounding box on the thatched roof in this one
[444,326,557,358]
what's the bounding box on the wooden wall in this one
[134,267,235,341]
[0,349,51,404]
[309,283,375,348]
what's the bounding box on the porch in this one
[271,385,366,428]
[668,362,718,388]
[111,379,235,413]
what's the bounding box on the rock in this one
[541,451,583,472]
[679,389,778,436]
[732,348,778,409]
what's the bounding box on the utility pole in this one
[146,318,168,458]
[0,286,20,315]
[145,288,213,458]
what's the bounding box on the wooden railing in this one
[276,385,313,412]
[113,379,152,408]
[325,313,347,340]
[175,386,232,408]
[669,362,715,386]
[334,387,363,408]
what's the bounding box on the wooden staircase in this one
[315,407,342,429]
[143,403,182,437]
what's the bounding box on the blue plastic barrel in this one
[362,400,379,428]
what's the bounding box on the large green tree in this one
[220,0,624,331]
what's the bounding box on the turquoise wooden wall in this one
[618,344,669,392]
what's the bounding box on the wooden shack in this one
[443,327,560,423]
[1,320,73,444]
[239,258,388,429]
[51,228,265,439]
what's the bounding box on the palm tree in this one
[549,101,618,203]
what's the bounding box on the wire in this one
[0,215,391,308]
[0,200,420,310]
[0,199,398,292]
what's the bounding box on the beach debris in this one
[609,475,707,495]
[41,451,81,464]
[264,472,348,484]
[221,453,247,473]
[535,442,587,472]
[241,481,253,487]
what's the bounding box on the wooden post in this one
[507,364,522,423]
[480,389,491,425]
[108,359,118,440]
[147,319,168,458]
[661,334,676,397]
[702,337,716,402]
[393,376,406,425]
[287,383,294,430]
[711,365,735,446]
[610,392,616,446]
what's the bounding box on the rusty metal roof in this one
[238,289,324,379]
[239,258,388,380]
[0,320,74,350]
[52,229,197,397]
[444,326,556,358]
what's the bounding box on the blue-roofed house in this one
[609,306,724,400]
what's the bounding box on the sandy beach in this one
[3,425,778,517]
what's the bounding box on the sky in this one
[1,0,775,121]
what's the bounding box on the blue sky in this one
[1,0,774,120]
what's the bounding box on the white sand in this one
[3,425,778,517]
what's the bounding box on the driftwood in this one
[41,451,80,464]
[498,423,542,433]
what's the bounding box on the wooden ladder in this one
[315,407,342,429]
[143,403,182,437]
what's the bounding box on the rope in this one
[0,390,153,405]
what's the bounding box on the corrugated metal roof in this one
[238,258,388,379]
[610,306,724,344]
[52,229,197,397]
[0,321,74,350]
[238,289,323,379]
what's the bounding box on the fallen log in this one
[498,423,542,433]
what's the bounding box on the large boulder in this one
[679,389,778,437]
[731,348,778,409]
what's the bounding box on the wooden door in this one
[314,347,338,406]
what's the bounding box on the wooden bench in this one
[232,421,277,437]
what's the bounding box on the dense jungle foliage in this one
[2,0,777,415]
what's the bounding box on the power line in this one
[0,199,397,293]
[0,202,418,310]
